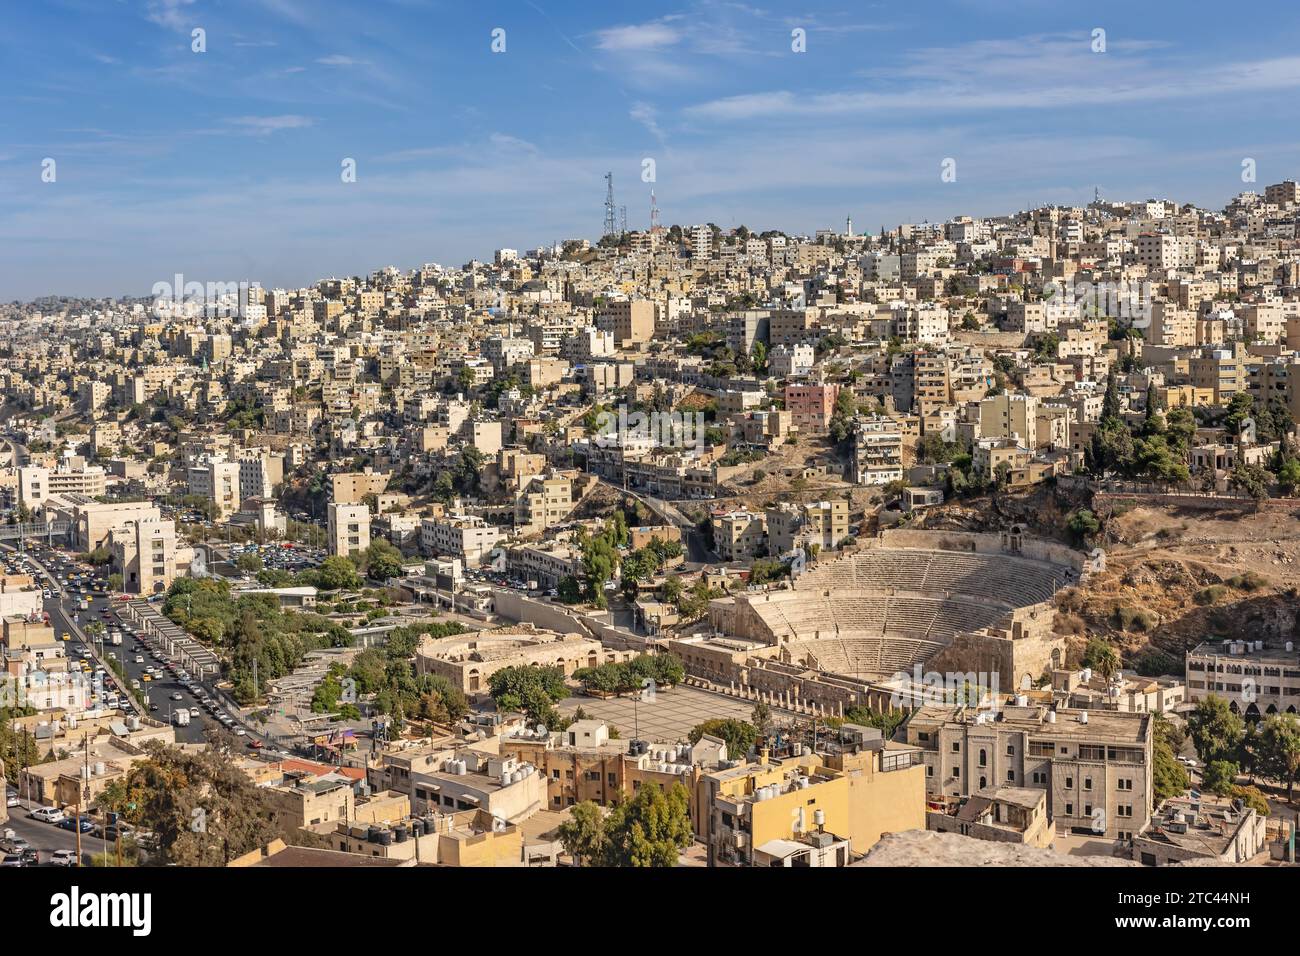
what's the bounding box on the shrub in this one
[1113,604,1155,632]
[1194,584,1229,605]
[1227,571,1268,592]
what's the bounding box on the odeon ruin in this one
[670,528,1102,718]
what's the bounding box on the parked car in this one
[0,854,24,868]
[58,816,95,833]
[5,794,19,808]
[49,849,78,867]
[30,806,66,824]
[97,823,135,841]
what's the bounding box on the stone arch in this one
[1006,524,1025,553]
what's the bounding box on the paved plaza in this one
[556,683,771,743]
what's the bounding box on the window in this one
[1065,777,1073,789]
[978,749,987,767]
[952,766,960,778]
[1117,778,1133,791]
[1006,744,1014,756]
[951,742,960,753]
[1065,803,1073,816]
[1006,770,1015,782]
[1084,777,1092,791]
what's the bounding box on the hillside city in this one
[4,185,1300,870]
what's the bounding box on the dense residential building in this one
[327,502,370,558]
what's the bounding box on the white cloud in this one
[145,0,196,32]
[316,54,368,67]
[593,18,683,52]
[630,102,666,145]
[224,115,314,135]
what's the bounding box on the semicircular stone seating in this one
[760,548,1069,678]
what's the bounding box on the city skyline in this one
[6,0,1300,299]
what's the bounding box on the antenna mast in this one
[603,173,617,239]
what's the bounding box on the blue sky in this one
[3,0,1300,299]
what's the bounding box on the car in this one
[189,707,200,718]
[30,806,65,824]
[49,849,78,867]
[58,816,95,833]
[234,728,247,736]
[135,656,144,664]
[171,692,183,701]
[6,792,19,807]
[247,739,263,750]
[148,703,159,712]
[98,823,134,841]
[141,674,152,682]
[0,854,24,868]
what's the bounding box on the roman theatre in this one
[670,528,1103,716]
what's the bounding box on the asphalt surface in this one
[11,543,277,751]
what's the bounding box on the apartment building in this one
[783,383,840,434]
[766,499,849,555]
[513,474,573,534]
[419,514,501,566]
[1185,638,1300,717]
[903,703,1153,840]
[701,727,926,866]
[187,459,241,518]
[237,453,281,501]
[18,460,107,506]
[711,509,767,562]
[109,516,180,594]
[505,543,581,590]
[852,417,904,485]
[330,470,389,505]
[327,502,370,558]
[597,300,655,347]
[979,393,1039,445]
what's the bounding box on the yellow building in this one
[701,726,926,866]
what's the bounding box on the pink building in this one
[783,383,841,434]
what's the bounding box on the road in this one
[594,477,716,564]
[3,796,115,865]
[15,541,228,745]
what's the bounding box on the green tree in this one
[1277,457,1300,496]
[556,801,608,866]
[101,741,279,865]
[1065,509,1100,544]
[1083,637,1120,680]
[599,781,693,867]
[236,552,264,574]
[751,701,772,736]
[688,718,758,762]
[317,555,363,591]
[1186,695,1246,766]
[1252,713,1300,800]
[364,539,404,582]
[1152,716,1189,806]
[1230,463,1271,506]
[1202,759,1239,796]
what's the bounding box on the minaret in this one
[845,215,853,238]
